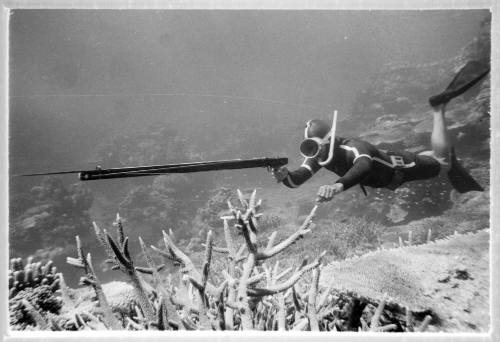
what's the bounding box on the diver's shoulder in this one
[340,137,375,147]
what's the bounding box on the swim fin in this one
[429,61,490,108]
[447,147,484,193]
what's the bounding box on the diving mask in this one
[300,111,338,166]
[299,136,330,159]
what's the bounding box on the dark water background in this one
[10,10,487,175]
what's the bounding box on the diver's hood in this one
[299,111,338,166]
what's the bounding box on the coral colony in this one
[10,190,440,332]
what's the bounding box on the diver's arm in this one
[317,183,344,202]
[335,140,375,190]
[283,168,312,188]
[335,157,373,190]
[279,158,321,188]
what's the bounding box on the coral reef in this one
[321,229,489,332]
[9,190,453,332]
[9,285,63,330]
[9,258,61,299]
[196,187,237,229]
[8,258,63,330]
[10,178,94,256]
[118,173,214,242]
[93,124,190,170]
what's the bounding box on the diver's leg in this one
[430,104,451,163]
[428,60,490,160]
[417,61,488,192]
[419,103,450,166]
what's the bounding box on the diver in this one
[272,61,489,202]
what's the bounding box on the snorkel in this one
[299,110,338,166]
[318,110,337,166]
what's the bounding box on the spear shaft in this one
[20,157,288,181]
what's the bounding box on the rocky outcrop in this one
[349,17,490,142]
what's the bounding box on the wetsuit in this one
[283,137,441,191]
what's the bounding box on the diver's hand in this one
[271,166,289,183]
[316,183,344,202]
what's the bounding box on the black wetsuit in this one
[283,137,441,191]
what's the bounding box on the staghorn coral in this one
[92,214,156,322]
[10,189,468,332]
[10,189,334,331]
[66,235,122,329]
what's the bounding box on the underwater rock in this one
[383,96,413,115]
[386,204,408,223]
[348,17,490,199]
[361,115,413,146]
[19,211,51,230]
[320,230,489,332]
[450,186,489,214]
[101,281,138,315]
[368,103,385,115]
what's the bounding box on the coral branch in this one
[237,253,256,329]
[416,315,432,332]
[238,215,258,254]
[201,231,214,293]
[138,237,163,292]
[209,246,229,254]
[158,230,220,298]
[376,323,397,332]
[92,222,118,268]
[236,189,248,208]
[316,282,333,313]
[67,236,121,330]
[307,267,320,331]
[266,232,277,251]
[156,296,170,330]
[405,307,414,332]
[223,218,237,330]
[114,213,125,245]
[106,233,131,269]
[161,230,196,272]
[292,318,309,331]
[98,218,156,323]
[257,205,317,260]
[247,253,324,297]
[369,293,387,331]
[276,292,286,331]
